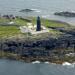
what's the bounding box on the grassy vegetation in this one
[13,18,27,26]
[42,19,69,28]
[0,17,27,26]
[49,29,63,35]
[0,26,21,38]
[0,17,29,38]
[0,18,9,22]
[0,17,74,39]
[30,17,70,28]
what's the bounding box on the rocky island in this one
[0,15,75,64]
[54,11,75,17]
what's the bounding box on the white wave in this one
[31,9,41,12]
[62,62,74,68]
[32,61,40,64]
[62,62,72,66]
[44,62,49,64]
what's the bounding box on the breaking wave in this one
[62,62,75,68]
[32,61,40,64]
[44,62,49,64]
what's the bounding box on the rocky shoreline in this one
[0,34,75,63]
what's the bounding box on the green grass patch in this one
[0,18,10,22]
[0,17,74,38]
[13,18,27,26]
[30,17,69,28]
[0,17,28,26]
[0,26,21,38]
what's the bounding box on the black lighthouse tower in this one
[36,16,41,31]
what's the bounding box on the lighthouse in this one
[36,16,41,31]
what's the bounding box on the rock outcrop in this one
[54,11,75,17]
[19,9,34,12]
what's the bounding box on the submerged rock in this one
[19,9,34,12]
[54,11,75,17]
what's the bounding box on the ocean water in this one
[0,59,75,75]
[0,0,75,25]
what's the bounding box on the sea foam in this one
[62,62,74,68]
[44,62,49,64]
[32,61,40,64]
[31,9,41,12]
